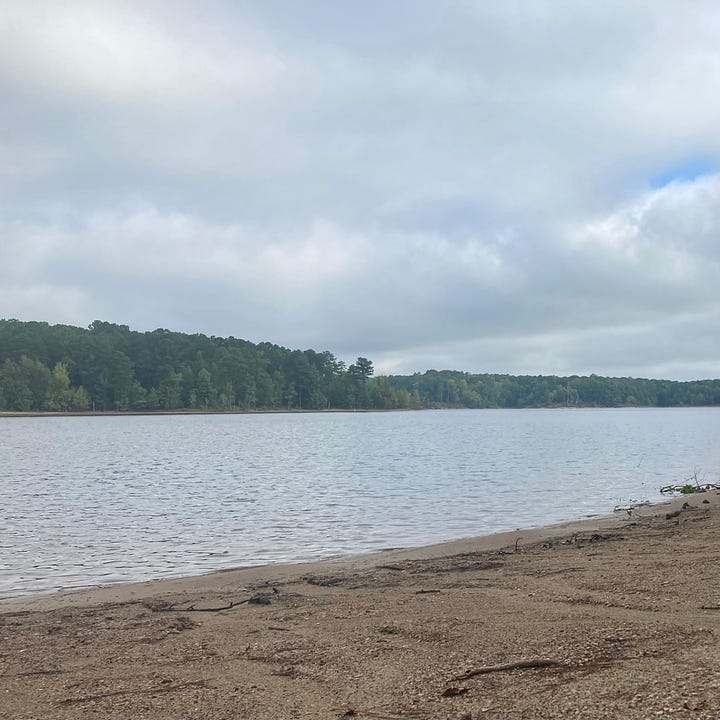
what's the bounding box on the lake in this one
[1,407,718,598]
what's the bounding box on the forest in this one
[0,319,718,412]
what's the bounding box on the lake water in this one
[1,408,718,598]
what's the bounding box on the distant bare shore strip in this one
[2,406,717,419]
[0,407,405,418]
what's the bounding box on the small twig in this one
[452,658,560,681]
[60,679,209,705]
[514,537,522,553]
[415,589,441,594]
[181,600,247,612]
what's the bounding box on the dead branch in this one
[452,658,560,681]
[660,481,719,495]
[60,679,208,704]
[150,591,275,613]
[182,600,246,612]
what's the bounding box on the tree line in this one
[0,319,387,412]
[0,319,717,412]
[387,369,719,409]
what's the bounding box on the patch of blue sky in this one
[650,157,718,189]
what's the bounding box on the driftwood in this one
[661,483,718,495]
[183,600,246,612]
[151,593,273,613]
[660,468,719,495]
[452,658,560,681]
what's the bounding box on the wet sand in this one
[1,493,718,719]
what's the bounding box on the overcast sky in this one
[1,1,718,379]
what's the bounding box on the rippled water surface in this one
[1,408,718,597]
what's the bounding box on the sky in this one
[0,0,718,380]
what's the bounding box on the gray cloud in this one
[0,0,718,379]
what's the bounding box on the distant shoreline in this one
[0,408,408,418]
[0,405,717,418]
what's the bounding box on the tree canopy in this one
[0,319,717,412]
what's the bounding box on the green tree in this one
[127,380,148,410]
[0,359,33,410]
[347,357,374,408]
[157,370,183,410]
[47,362,72,411]
[70,385,91,411]
[355,357,374,380]
[196,367,214,408]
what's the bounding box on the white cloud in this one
[0,1,718,378]
[0,1,286,104]
[567,175,719,302]
[374,310,720,381]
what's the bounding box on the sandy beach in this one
[1,493,718,720]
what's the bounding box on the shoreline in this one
[2,492,718,719]
[0,493,704,610]
[0,408,405,418]
[2,495,677,606]
[1,405,717,419]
